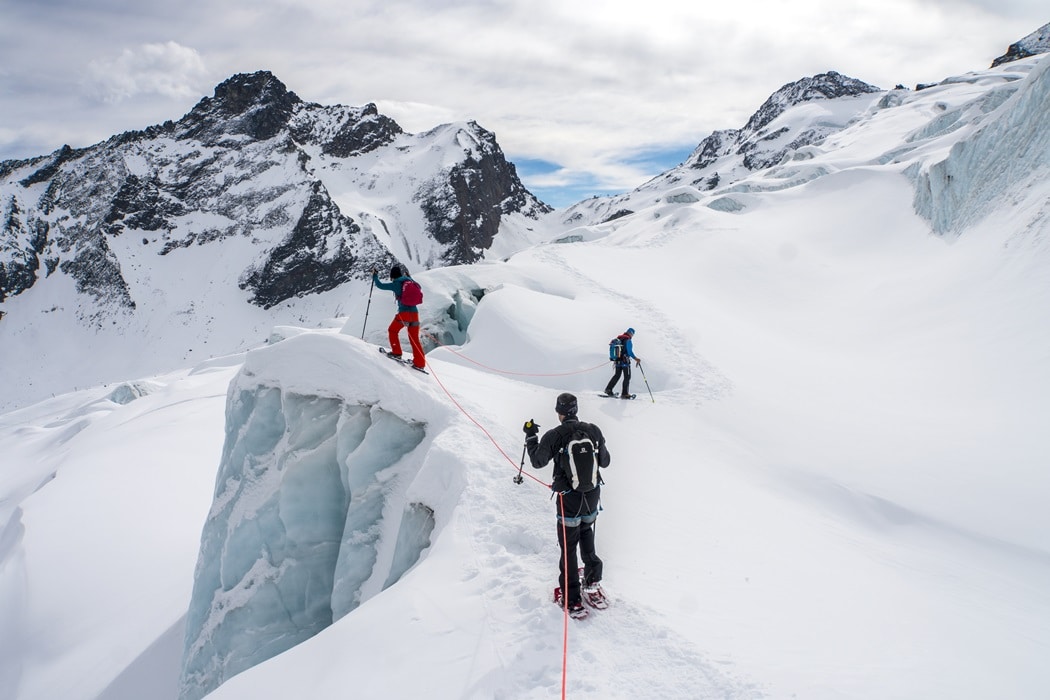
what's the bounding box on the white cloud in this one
[2,0,1047,199]
[83,41,210,103]
[373,100,465,134]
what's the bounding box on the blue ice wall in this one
[178,387,431,700]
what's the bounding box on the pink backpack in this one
[400,279,423,306]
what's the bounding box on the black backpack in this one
[564,426,600,492]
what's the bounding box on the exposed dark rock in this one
[56,227,135,309]
[103,174,186,234]
[176,71,303,143]
[602,209,634,223]
[416,122,550,265]
[991,22,1050,67]
[241,181,366,308]
[317,104,403,158]
[18,145,77,187]
[688,129,741,170]
[1,196,50,301]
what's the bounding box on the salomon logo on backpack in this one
[565,429,599,492]
[400,279,423,306]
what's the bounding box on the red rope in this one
[424,360,573,696]
[558,492,570,699]
[425,331,608,377]
[425,362,549,488]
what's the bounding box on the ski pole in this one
[638,361,655,403]
[360,272,375,339]
[514,441,526,484]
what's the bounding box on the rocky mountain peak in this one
[178,70,302,141]
[213,71,300,114]
[672,70,882,178]
[743,71,881,135]
[415,120,550,265]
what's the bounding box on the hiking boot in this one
[603,389,614,397]
[567,601,588,619]
[389,353,402,359]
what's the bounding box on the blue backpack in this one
[608,334,629,361]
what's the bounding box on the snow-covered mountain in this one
[554,70,883,228]
[2,25,1050,700]
[0,71,548,412]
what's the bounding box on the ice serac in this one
[178,381,429,700]
[913,56,1050,235]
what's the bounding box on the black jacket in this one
[527,417,611,493]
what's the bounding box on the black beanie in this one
[390,265,402,279]
[555,392,578,417]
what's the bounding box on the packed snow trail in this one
[525,237,732,407]
[412,358,763,699]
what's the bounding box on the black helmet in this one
[390,264,403,279]
[555,392,578,417]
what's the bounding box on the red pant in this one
[388,311,425,368]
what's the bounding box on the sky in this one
[0,1,1046,207]
[2,50,1049,699]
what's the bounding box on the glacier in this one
[3,42,1049,700]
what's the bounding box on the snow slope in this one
[2,56,1049,700]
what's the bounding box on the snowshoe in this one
[379,347,429,374]
[552,587,589,620]
[582,583,609,610]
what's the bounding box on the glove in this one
[635,358,642,367]
[523,419,540,438]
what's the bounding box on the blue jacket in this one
[615,334,637,366]
[374,273,418,313]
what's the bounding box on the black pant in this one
[605,363,632,396]
[556,490,603,605]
